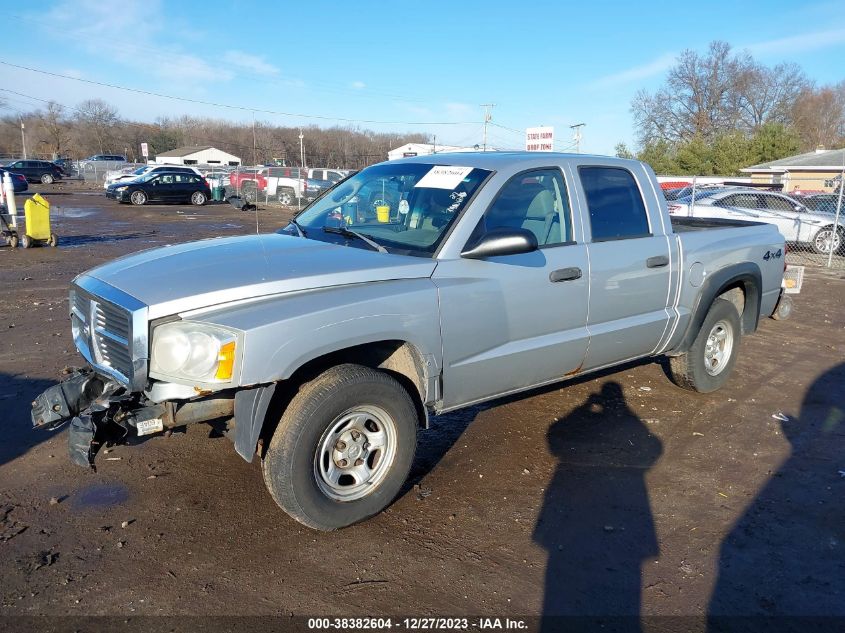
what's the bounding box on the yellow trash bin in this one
[22,193,57,248]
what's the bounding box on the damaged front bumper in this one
[31,369,235,469]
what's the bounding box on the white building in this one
[154,146,241,166]
[387,143,481,162]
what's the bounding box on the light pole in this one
[480,103,495,152]
[298,129,305,210]
[299,129,304,169]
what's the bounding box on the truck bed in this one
[671,216,765,232]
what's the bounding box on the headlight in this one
[115,186,127,192]
[150,321,239,383]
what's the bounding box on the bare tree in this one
[736,62,810,131]
[791,83,845,150]
[74,99,120,154]
[633,42,754,144]
[38,102,72,157]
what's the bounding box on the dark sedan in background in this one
[107,171,211,206]
[0,168,29,193]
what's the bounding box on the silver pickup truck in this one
[31,153,788,530]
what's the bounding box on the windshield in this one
[284,162,492,256]
[677,189,724,204]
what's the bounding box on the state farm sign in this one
[525,126,554,152]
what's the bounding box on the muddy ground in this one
[0,185,843,627]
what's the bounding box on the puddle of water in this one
[54,208,99,218]
[72,482,129,509]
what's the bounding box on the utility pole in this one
[299,129,305,169]
[251,111,257,166]
[480,103,495,152]
[20,117,27,159]
[570,123,585,154]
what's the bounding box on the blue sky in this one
[2,0,844,156]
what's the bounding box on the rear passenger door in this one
[577,166,673,370]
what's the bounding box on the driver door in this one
[433,168,590,409]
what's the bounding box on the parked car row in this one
[228,166,350,204]
[3,159,64,184]
[668,187,845,255]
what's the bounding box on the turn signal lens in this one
[215,341,236,381]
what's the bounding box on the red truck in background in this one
[229,167,307,205]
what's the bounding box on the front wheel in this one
[129,190,147,206]
[191,191,207,206]
[40,173,54,184]
[262,364,418,530]
[668,298,741,393]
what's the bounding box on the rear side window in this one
[579,167,649,241]
[719,193,760,209]
[763,195,795,212]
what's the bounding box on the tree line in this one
[0,99,428,169]
[616,41,845,175]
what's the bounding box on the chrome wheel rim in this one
[314,405,397,502]
[192,191,205,205]
[814,229,840,254]
[704,320,734,376]
[279,192,292,205]
[131,191,145,205]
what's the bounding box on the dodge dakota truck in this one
[31,153,788,530]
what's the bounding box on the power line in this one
[0,61,479,127]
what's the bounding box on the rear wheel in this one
[278,188,295,206]
[129,190,147,206]
[668,298,741,393]
[21,234,33,249]
[191,191,207,206]
[811,226,844,255]
[40,173,54,185]
[771,294,793,321]
[262,364,418,531]
[240,182,257,203]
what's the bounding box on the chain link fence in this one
[659,174,845,269]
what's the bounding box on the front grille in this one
[71,287,134,384]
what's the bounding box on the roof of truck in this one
[386,151,635,171]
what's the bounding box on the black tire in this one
[8,234,18,248]
[278,187,295,206]
[21,234,33,249]
[129,190,147,206]
[811,226,844,255]
[771,294,793,321]
[190,191,207,206]
[262,364,418,531]
[668,298,741,393]
[40,173,54,185]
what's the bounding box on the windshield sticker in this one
[399,199,410,215]
[414,166,473,190]
[447,191,467,212]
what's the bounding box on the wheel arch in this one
[234,339,434,463]
[672,262,761,355]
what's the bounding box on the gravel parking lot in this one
[1,184,843,627]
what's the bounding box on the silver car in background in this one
[669,188,845,255]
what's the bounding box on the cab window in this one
[472,168,573,246]
[579,166,649,241]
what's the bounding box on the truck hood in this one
[81,234,437,319]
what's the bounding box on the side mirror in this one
[461,227,539,259]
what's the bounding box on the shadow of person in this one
[533,381,663,630]
[708,363,845,628]
[0,372,56,468]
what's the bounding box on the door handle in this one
[549,267,582,282]
[646,255,669,268]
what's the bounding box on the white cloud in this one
[223,51,280,76]
[350,81,366,90]
[587,52,677,89]
[744,28,845,56]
